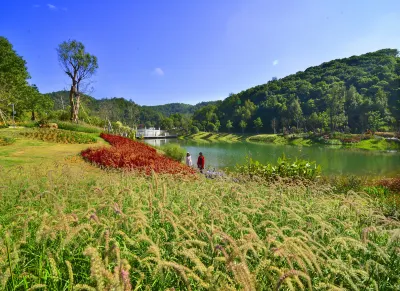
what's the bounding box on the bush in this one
[82,134,195,175]
[56,121,102,134]
[161,143,186,162]
[21,129,97,144]
[190,125,199,134]
[326,175,365,193]
[0,136,16,146]
[235,155,321,181]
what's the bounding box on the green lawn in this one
[0,128,107,168]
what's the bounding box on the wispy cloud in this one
[152,68,164,76]
[33,4,40,8]
[272,59,279,66]
[47,3,57,10]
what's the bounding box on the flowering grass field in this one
[81,134,196,176]
[0,158,399,290]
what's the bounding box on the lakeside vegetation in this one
[179,130,400,151]
[1,35,399,142]
[1,33,400,290]
[0,138,399,289]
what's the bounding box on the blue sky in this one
[1,0,400,105]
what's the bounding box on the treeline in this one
[46,90,219,130]
[191,49,400,134]
[0,37,54,123]
[1,34,399,135]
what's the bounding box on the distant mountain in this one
[46,90,221,126]
[143,101,221,116]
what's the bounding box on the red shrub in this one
[81,134,196,176]
[376,177,400,193]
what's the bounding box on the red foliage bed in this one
[81,133,196,176]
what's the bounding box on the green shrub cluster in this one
[21,129,97,144]
[0,136,16,146]
[160,143,186,161]
[236,155,321,180]
[55,121,103,133]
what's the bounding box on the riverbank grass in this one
[1,162,400,290]
[180,131,249,142]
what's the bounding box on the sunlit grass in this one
[0,159,399,290]
[0,129,107,168]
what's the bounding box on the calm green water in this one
[145,139,400,176]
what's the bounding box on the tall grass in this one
[21,128,97,144]
[0,163,399,290]
[160,143,187,162]
[55,121,103,134]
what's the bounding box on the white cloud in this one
[272,59,279,66]
[47,4,57,10]
[152,68,164,76]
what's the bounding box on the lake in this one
[145,138,400,176]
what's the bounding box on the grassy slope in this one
[248,134,400,150]
[0,128,107,168]
[180,132,250,143]
[1,159,400,289]
[0,129,399,289]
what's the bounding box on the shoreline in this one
[179,132,400,152]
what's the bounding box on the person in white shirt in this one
[185,152,192,167]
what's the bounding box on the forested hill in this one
[191,48,400,133]
[143,101,220,116]
[46,91,220,127]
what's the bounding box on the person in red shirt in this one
[197,152,205,173]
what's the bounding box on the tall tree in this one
[21,85,53,120]
[239,120,247,133]
[235,99,257,121]
[0,37,30,115]
[226,120,233,132]
[323,83,346,132]
[57,40,98,122]
[288,98,303,129]
[367,111,384,132]
[253,117,263,133]
[271,117,278,134]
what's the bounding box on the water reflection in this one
[144,139,400,176]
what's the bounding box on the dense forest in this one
[46,90,219,130]
[191,49,400,134]
[48,49,400,134]
[1,34,399,135]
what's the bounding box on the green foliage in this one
[367,111,385,132]
[160,143,186,161]
[324,175,366,193]
[239,120,247,133]
[236,154,321,180]
[253,117,263,132]
[56,40,98,122]
[56,121,103,133]
[21,128,97,144]
[195,49,400,134]
[190,125,199,134]
[19,84,54,120]
[0,135,15,146]
[0,37,30,109]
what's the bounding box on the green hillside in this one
[192,49,400,134]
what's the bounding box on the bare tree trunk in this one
[69,85,75,122]
[31,110,35,121]
[72,92,80,123]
